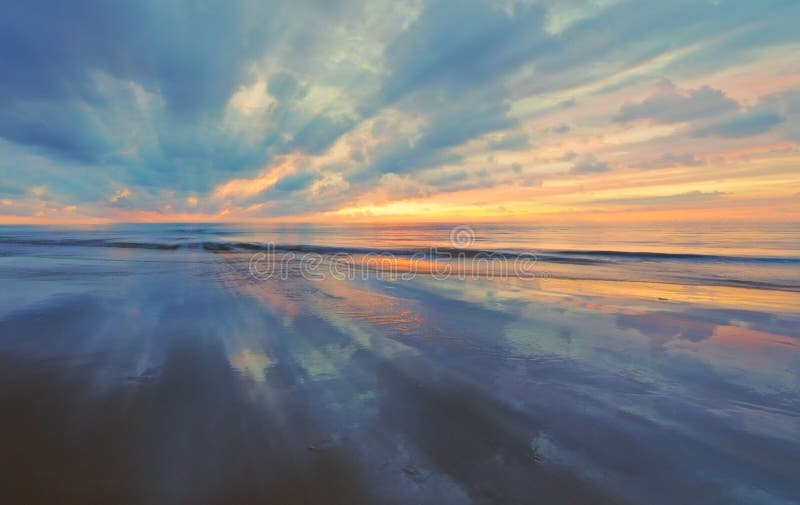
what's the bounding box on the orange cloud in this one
[212,154,300,201]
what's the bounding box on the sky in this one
[0,0,799,224]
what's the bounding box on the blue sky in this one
[1,0,798,222]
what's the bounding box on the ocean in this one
[0,222,798,504]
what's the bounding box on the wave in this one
[0,238,180,250]
[1,237,798,264]
[2,237,798,292]
[545,249,800,264]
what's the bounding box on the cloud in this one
[108,188,132,203]
[378,173,430,199]
[423,169,468,186]
[0,0,385,200]
[590,190,726,206]
[0,0,264,116]
[760,86,800,140]
[380,0,550,103]
[615,81,738,124]
[525,0,797,98]
[267,72,308,102]
[0,0,797,220]
[616,80,787,140]
[489,133,530,151]
[693,109,784,138]
[335,0,551,190]
[664,2,800,76]
[637,152,705,169]
[273,171,318,192]
[348,97,515,187]
[570,154,610,174]
[290,114,357,154]
[419,101,515,151]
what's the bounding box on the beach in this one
[0,223,798,504]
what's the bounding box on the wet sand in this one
[0,241,799,504]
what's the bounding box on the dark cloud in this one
[615,82,738,123]
[0,0,264,115]
[423,169,468,186]
[489,133,530,151]
[693,109,784,138]
[380,0,550,103]
[353,145,462,183]
[0,101,113,162]
[290,114,357,154]
[0,0,282,194]
[420,101,514,151]
[616,80,788,141]
[268,72,308,102]
[341,0,553,188]
[570,155,610,174]
[760,86,800,140]
[637,153,705,169]
[349,97,514,185]
[273,171,318,192]
[762,87,800,116]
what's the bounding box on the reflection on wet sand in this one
[0,246,798,504]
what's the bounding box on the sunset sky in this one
[1,0,799,224]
